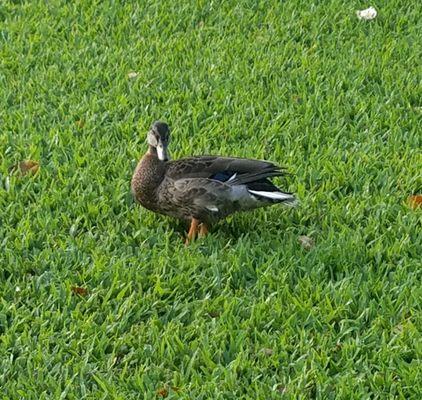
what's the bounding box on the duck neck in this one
[131,152,166,205]
[148,145,158,157]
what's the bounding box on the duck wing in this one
[165,156,287,182]
[160,156,296,222]
[158,177,249,222]
[159,175,296,223]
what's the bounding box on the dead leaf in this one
[71,286,88,296]
[298,235,315,250]
[171,386,181,393]
[128,71,139,79]
[408,195,422,209]
[292,95,302,104]
[208,310,221,318]
[260,348,274,356]
[75,119,85,129]
[273,384,287,394]
[156,388,168,398]
[393,324,404,334]
[9,160,39,176]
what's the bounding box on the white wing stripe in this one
[248,190,295,200]
[227,173,237,182]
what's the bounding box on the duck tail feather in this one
[248,189,299,206]
[228,168,287,186]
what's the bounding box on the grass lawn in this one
[1,0,421,398]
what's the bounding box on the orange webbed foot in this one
[185,218,200,245]
[199,223,208,238]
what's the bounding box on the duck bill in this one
[156,143,170,161]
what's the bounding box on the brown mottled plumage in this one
[131,121,297,243]
[132,154,166,213]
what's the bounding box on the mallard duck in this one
[131,121,297,243]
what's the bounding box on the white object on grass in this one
[356,6,377,20]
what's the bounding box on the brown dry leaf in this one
[273,384,287,394]
[298,235,315,250]
[408,195,422,209]
[260,348,274,356]
[75,119,85,129]
[71,286,88,296]
[292,95,302,104]
[156,388,168,398]
[208,310,221,318]
[9,160,40,176]
[171,386,181,393]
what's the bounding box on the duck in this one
[131,121,297,243]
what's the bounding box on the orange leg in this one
[199,223,209,238]
[185,218,200,245]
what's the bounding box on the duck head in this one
[147,121,170,161]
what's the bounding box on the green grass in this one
[1,0,421,398]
